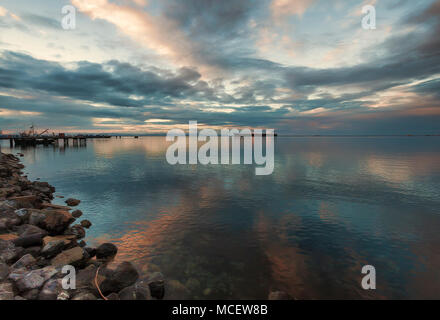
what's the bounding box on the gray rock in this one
[41,240,65,258]
[15,266,58,292]
[12,233,44,248]
[14,296,26,300]
[11,253,36,269]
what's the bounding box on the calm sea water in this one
[1,136,440,299]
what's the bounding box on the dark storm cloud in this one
[0,51,223,108]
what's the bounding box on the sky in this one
[0,0,439,135]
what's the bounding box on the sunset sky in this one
[0,0,439,134]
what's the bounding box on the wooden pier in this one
[1,135,110,147]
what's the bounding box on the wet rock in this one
[41,240,65,258]
[100,261,139,294]
[268,291,291,300]
[96,243,118,262]
[78,240,86,247]
[11,253,36,269]
[39,278,61,300]
[80,220,92,229]
[14,208,29,219]
[64,224,85,239]
[41,210,74,234]
[65,198,80,207]
[51,247,89,267]
[119,280,152,300]
[0,282,15,300]
[72,291,97,300]
[71,210,82,218]
[146,272,165,300]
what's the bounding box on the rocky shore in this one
[0,151,164,300]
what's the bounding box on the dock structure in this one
[4,135,109,147]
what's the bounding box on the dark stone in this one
[65,198,80,206]
[41,210,74,234]
[84,247,96,258]
[100,261,139,294]
[0,240,23,263]
[12,233,44,248]
[23,246,41,258]
[71,210,83,218]
[147,272,165,300]
[64,224,85,239]
[78,240,86,247]
[41,240,65,258]
[80,219,92,229]
[22,288,39,300]
[119,280,151,300]
[96,243,118,261]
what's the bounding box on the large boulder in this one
[41,210,74,234]
[95,243,118,262]
[100,261,139,294]
[15,266,58,292]
[80,220,92,229]
[51,247,89,268]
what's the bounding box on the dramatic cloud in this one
[0,0,439,134]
